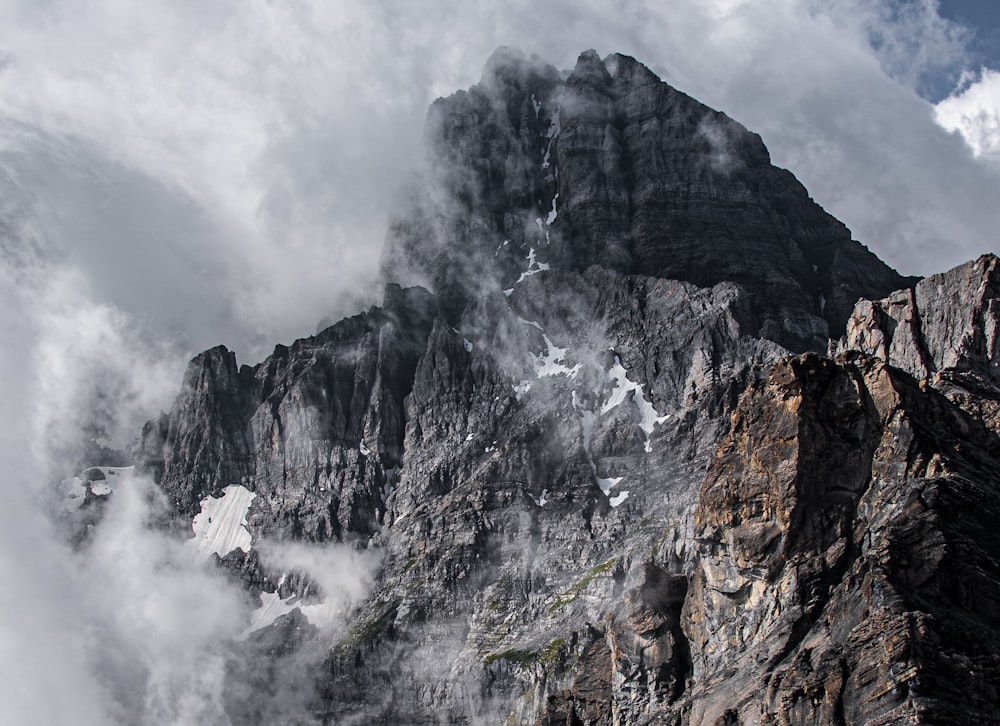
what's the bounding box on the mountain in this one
[382,48,912,353]
[108,49,1000,724]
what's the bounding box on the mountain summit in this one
[103,50,1000,724]
[384,48,912,352]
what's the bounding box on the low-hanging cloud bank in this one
[0,1,999,724]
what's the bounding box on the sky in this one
[1,0,1000,723]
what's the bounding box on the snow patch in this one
[531,488,549,507]
[243,590,298,637]
[243,589,343,635]
[513,380,533,400]
[546,193,559,225]
[596,475,623,496]
[533,334,582,378]
[359,440,371,456]
[519,318,581,380]
[89,481,113,496]
[60,466,133,509]
[514,247,551,285]
[819,293,826,314]
[190,485,256,558]
[297,600,341,630]
[61,475,87,509]
[541,111,561,169]
[463,338,474,352]
[534,217,552,246]
[609,490,630,508]
[602,356,668,453]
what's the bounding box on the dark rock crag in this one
[131,50,1000,724]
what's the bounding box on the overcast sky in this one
[1,2,1000,721]
[1,0,999,365]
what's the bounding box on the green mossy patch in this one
[539,638,567,666]
[548,558,616,613]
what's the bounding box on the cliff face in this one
[127,50,1000,725]
[684,351,1000,724]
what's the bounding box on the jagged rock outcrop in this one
[837,253,1000,433]
[139,283,437,546]
[120,49,1000,726]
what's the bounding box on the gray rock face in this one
[139,283,437,545]
[383,48,912,352]
[305,267,787,723]
[836,253,1000,431]
[127,49,1000,726]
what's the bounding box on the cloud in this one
[934,67,1000,158]
[0,469,249,725]
[0,228,375,723]
[810,0,971,96]
[0,1,995,367]
[0,236,238,724]
[256,540,381,630]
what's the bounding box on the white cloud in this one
[935,68,1000,158]
[809,0,970,93]
[257,540,380,630]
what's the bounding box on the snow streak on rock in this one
[59,466,132,510]
[541,109,560,170]
[515,247,551,285]
[602,356,669,453]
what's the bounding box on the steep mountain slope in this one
[121,50,1000,724]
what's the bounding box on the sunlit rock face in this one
[129,50,1000,725]
[685,351,1000,724]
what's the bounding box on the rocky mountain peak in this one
[567,48,613,87]
[382,48,913,352]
